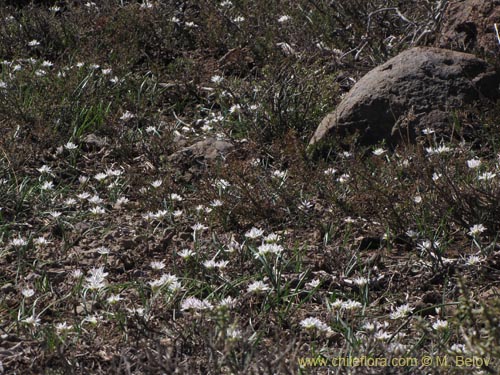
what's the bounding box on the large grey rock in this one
[437,0,500,58]
[309,47,499,149]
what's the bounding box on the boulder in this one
[309,47,499,150]
[437,0,500,58]
[167,137,234,180]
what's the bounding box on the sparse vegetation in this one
[0,1,499,374]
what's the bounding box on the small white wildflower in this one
[432,172,442,181]
[203,259,217,269]
[37,165,52,174]
[94,172,107,181]
[226,326,242,340]
[107,294,122,304]
[337,174,350,183]
[151,179,162,188]
[372,148,386,156]
[278,15,291,23]
[40,181,54,190]
[468,224,486,236]
[323,167,337,175]
[145,126,158,134]
[218,296,237,309]
[77,192,91,200]
[150,260,166,270]
[352,276,369,287]
[49,211,62,219]
[172,209,183,218]
[478,171,496,181]
[22,316,41,326]
[114,196,129,208]
[28,39,40,47]
[210,199,223,207]
[34,237,49,246]
[41,60,53,67]
[192,223,208,232]
[344,216,355,224]
[71,269,83,279]
[55,322,72,333]
[232,16,245,23]
[298,200,314,210]
[342,300,363,311]
[272,169,287,180]
[390,303,414,319]
[414,195,422,204]
[422,127,435,135]
[300,317,332,334]
[88,195,103,205]
[89,206,105,215]
[120,111,135,121]
[96,246,110,255]
[78,175,89,184]
[220,0,233,7]
[21,288,35,298]
[184,21,197,28]
[64,141,78,150]
[255,243,284,258]
[9,238,27,247]
[264,233,280,243]
[432,319,448,331]
[169,193,183,201]
[211,75,224,84]
[84,267,108,290]
[374,330,392,341]
[101,68,112,75]
[465,254,484,266]
[247,280,271,293]
[178,249,195,259]
[306,279,320,289]
[467,158,481,169]
[181,297,213,311]
[245,227,264,239]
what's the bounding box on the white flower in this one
[337,174,350,183]
[89,206,105,215]
[84,267,108,290]
[94,172,107,181]
[432,172,442,181]
[255,243,283,258]
[374,330,392,341]
[88,195,103,205]
[390,303,414,319]
[432,319,448,331]
[466,158,481,169]
[28,39,40,47]
[77,192,90,200]
[64,198,77,206]
[96,246,110,255]
[306,279,320,289]
[211,75,224,84]
[465,254,484,266]
[247,280,271,293]
[372,148,386,156]
[352,276,369,287]
[34,237,49,246]
[422,127,435,135]
[71,269,83,279]
[55,322,72,333]
[120,111,135,121]
[107,294,122,304]
[218,296,237,309]
[64,141,78,150]
[226,326,242,340]
[232,16,245,23]
[114,196,129,208]
[101,68,112,75]
[151,179,162,188]
[22,316,41,326]
[220,0,233,7]
[203,259,217,269]
[150,260,166,270]
[41,181,54,190]
[478,172,496,181]
[214,178,230,190]
[37,165,52,174]
[323,167,337,175]
[178,249,195,259]
[468,224,486,236]
[192,223,208,232]
[169,193,183,201]
[264,233,280,243]
[181,297,213,311]
[278,15,291,23]
[414,195,422,204]
[272,170,287,180]
[245,227,264,239]
[342,300,363,311]
[9,238,27,247]
[172,209,183,218]
[426,145,451,155]
[184,21,197,28]
[22,288,35,298]
[300,317,332,334]
[49,211,62,219]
